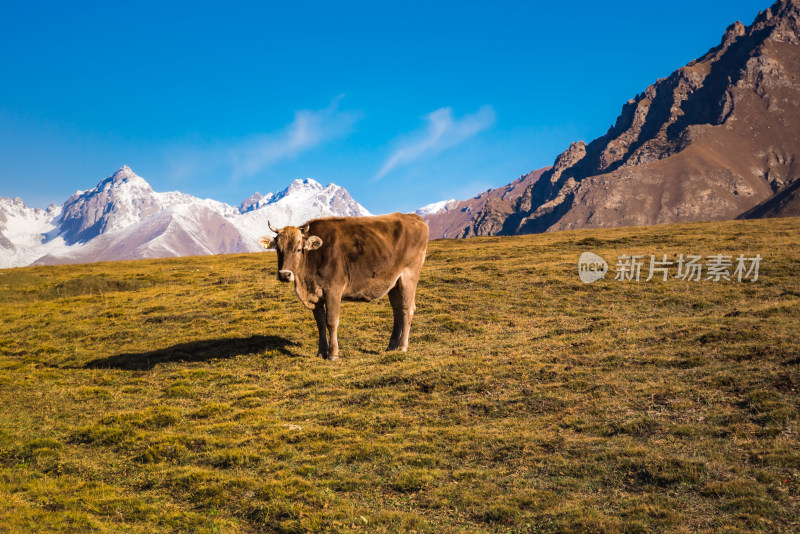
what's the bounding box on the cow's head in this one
[259,221,323,283]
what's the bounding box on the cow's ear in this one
[304,235,323,251]
[258,235,275,250]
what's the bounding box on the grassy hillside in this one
[1,217,798,533]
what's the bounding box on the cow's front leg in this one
[312,303,328,359]
[324,292,342,360]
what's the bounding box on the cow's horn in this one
[268,220,279,233]
[301,223,310,233]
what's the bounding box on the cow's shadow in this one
[84,335,299,370]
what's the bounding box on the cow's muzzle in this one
[277,270,295,283]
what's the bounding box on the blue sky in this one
[0,0,769,213]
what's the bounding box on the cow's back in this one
[306,213,428,300]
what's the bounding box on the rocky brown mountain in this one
[422,168,548,239]
[425,0,800,238]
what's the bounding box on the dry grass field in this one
[1,217,799,533]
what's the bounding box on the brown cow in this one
[259,213,428,360]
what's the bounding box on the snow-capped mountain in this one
[234,178,371,244]
[1,166,372,268]
[415,199,458,217]
[56,166,237,246]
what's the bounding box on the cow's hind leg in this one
[387,271,418,352]
[387,283,403,351]
[313,303,328,359]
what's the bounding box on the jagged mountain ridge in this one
[422,0,800,238]
[420,168,548,239]
[1,167,371,268]
[234,177,371,244]
[510,0,800,234]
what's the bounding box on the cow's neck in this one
[293,274,322,309]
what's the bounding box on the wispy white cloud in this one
[376,105,495,180]
[229,97,360,180]
[166,97,360,183]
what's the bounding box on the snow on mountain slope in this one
[0,198,63,269]
[415,199,459,217]
[56,166,236,245]
[235,178,371,242]
[239,192,276,213]
[2,167,373,268]
[34,204,258,265]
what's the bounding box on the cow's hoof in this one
[321,350,339,361]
